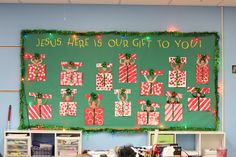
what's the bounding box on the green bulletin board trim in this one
[19,30,220,132]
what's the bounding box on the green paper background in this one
[20,30,219,131]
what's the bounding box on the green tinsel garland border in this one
[19,29,220,132]
[21,29,219,38]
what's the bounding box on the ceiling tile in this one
[70,0,119,4]
[20,0,69,4]
[170,0,222,6]
[120,0,171,5]
[0,0,19,3]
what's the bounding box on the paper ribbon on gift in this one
[61,88,77,95]
[165,91,182,102]
[187,87,210,94]
[29,92,52,119]
[137,100,160,111]
[96,63,112,68]
[29,92,52,99]
[61,61,83,67]
[85,93,103,100]
[197,54,210,60]
[140,70,164,76]
[187,87,210,111]
[119,53,137,60]
[24,53,46,59]
[114,89,131,95]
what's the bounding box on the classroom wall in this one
[0,4,233,156]
[223,7,236,157]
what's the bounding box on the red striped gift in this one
[119,53,137,83]
[165,103,183,122]
[187,87,211,111]
[28,105,52,120]
[196,54,210,84]
[196,65,209,84]
[188,98,211,111]
[28,92,52,120]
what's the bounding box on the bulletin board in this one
[19,30,219,131]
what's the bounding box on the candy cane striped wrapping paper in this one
[187,87,211,111]
[119,54,137,83]
[196,54,210,84]
[165,103,183,122]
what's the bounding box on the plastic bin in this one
[31,146,53,157]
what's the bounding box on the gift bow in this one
[61,61,83,67]
[114,89,131,95]
[96,63,112,68]
[61,88,77,95]
[119,53,137,60]
[24,53,45,59]
[85,93,103,100]
[187,87,210,94]
[197,54,210,61]
[140,70,163,76]
[137,100,160,111]
[165,91,182,102]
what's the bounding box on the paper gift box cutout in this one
[136,100,160,126]
[24,53,46,81]
[84,93,104,126]
[60,61,83,86]
[60,102,77,116]
[84,107,104,125]
[165,103,183,122]
[28,92,52,120]
[119,53,137,83]
[187,87,211,111]
[168,57,187,87]
[165,91,183,122]
[196,54,210,84]
[28,105,52,120]
[140,70,164,96]
[96,63,112,91]
[114,89,131,117]
[60,89,78,116]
